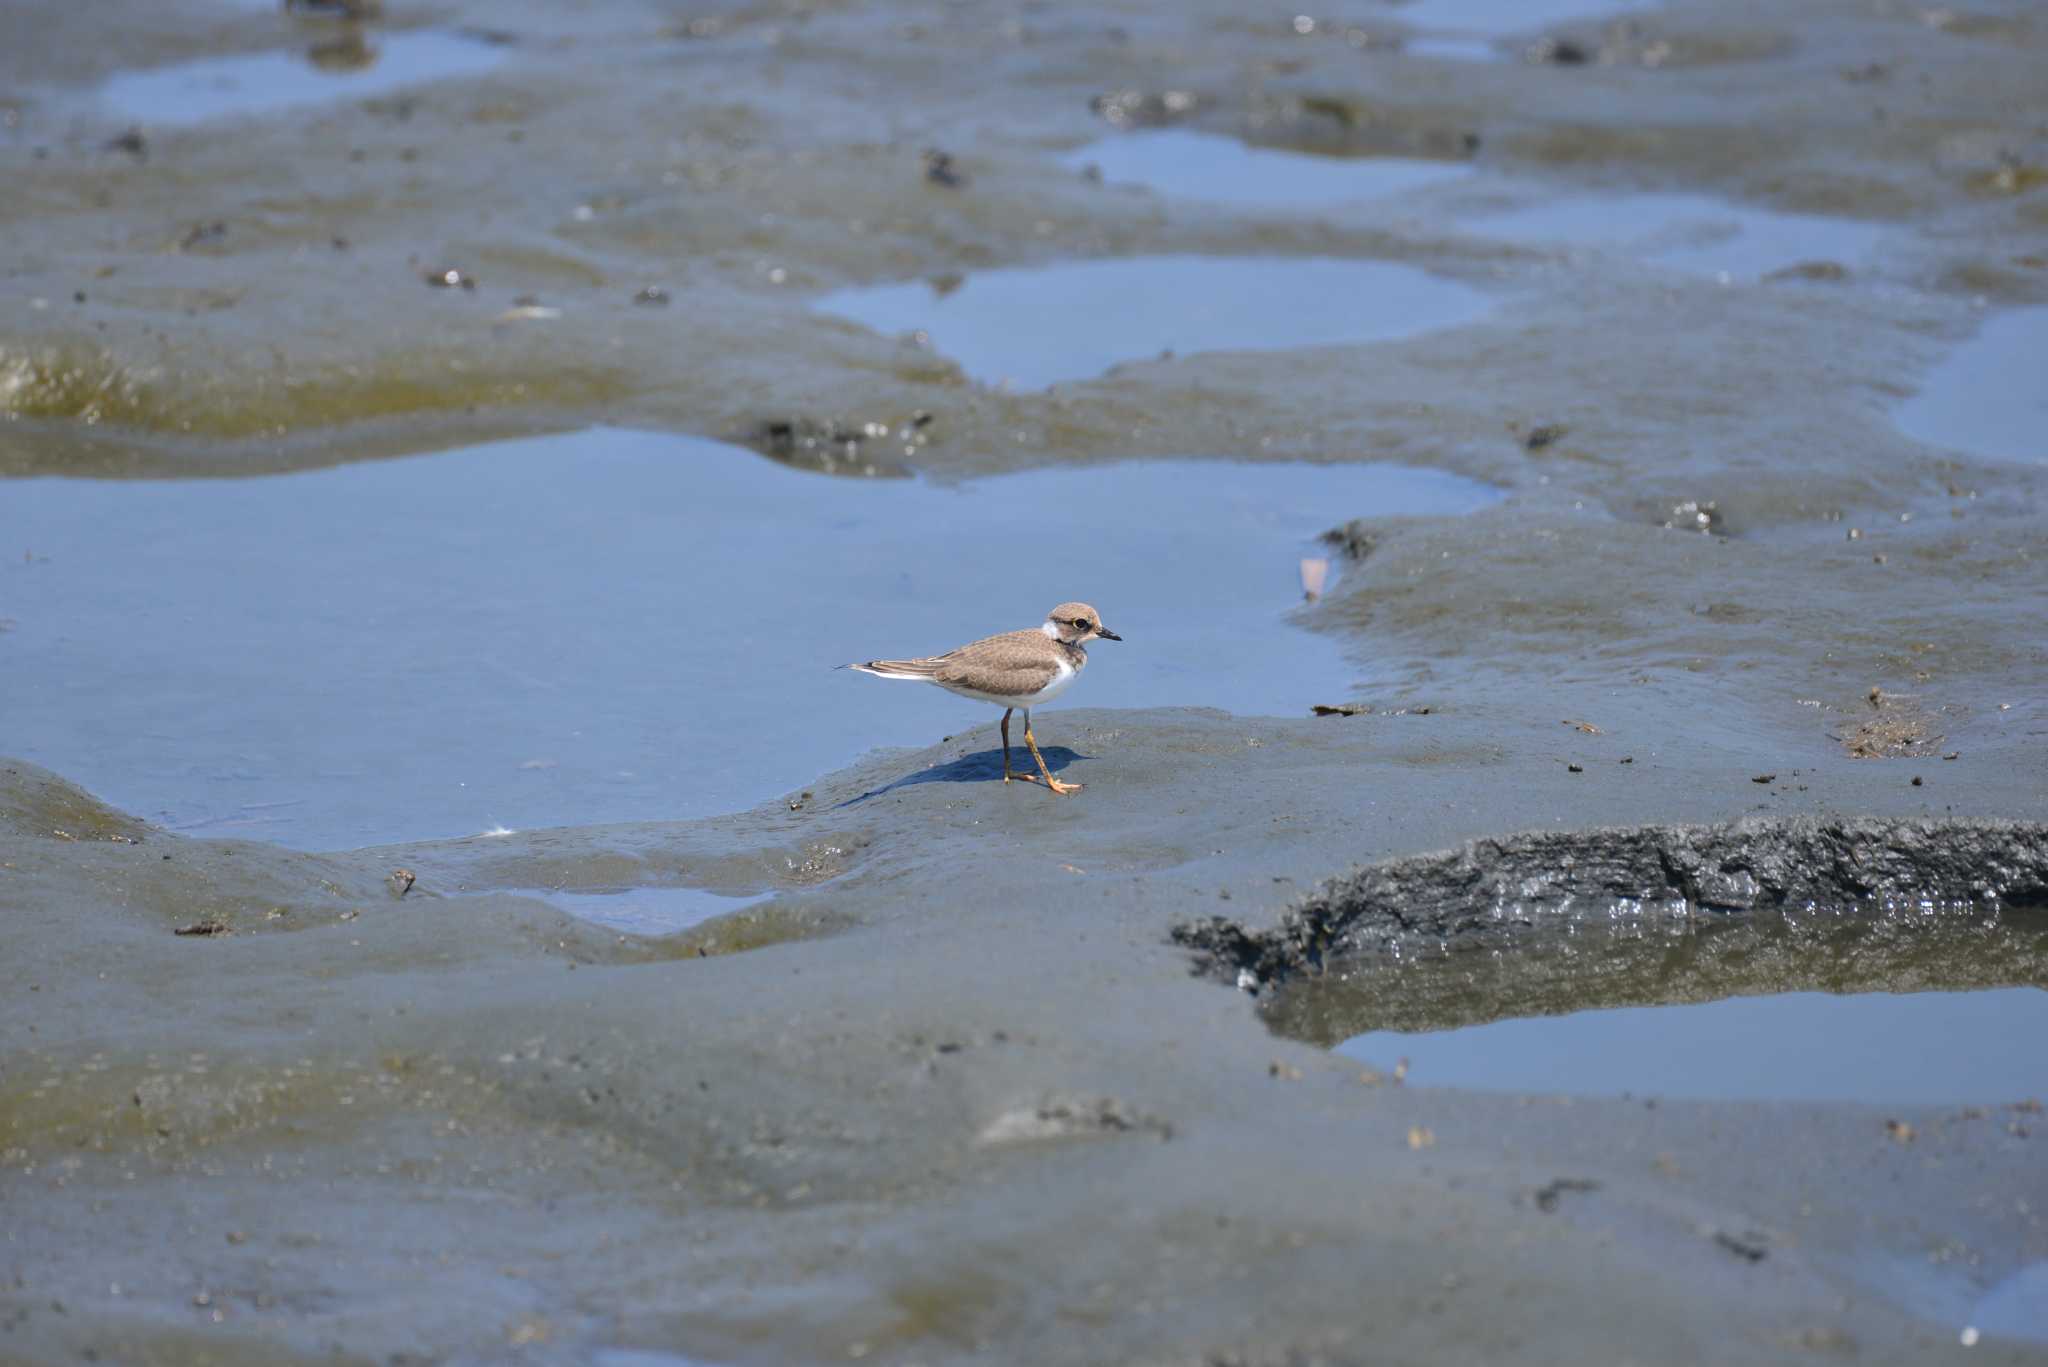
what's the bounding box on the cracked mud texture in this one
[5,0,2048,1362]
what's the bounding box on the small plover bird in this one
[843,602,1121,795]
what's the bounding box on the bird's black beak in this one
[1096,627,1122,642]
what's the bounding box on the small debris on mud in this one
[496,300,561,323]
[1663,499,1723,534]
[424,267,476,290]
[104,127,147,160]
[174,920,229,937]
[787,790,813,811]
[388,868,416,897]
[1311,703,1369,717]
[1533,1178,1600,1212]
[1839,687,1941,759]
[1235,968,1260,994]
[1885,1118,1916,1144]
[1089,89,1199,128]
[179,222,229,252]
[1523,423,1568,450]
[1406,1125,1436,1150]
[631,285,671,307]
[1527,36,1592,64]
[1567,763,1584,773]
[1765,260,1850,283]
[922,149,966,188]
[1269,1061,1303,1081]
[1322,522,1382,560]
[1911,775,1924,786]
[978,1097,1173,1145]
[1753,774,1776,784]
[1562,719,1601,733]
[748,415,927,477]
[1710,1229,1771,1263]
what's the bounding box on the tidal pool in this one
[1464,190,1891,281]
[480,887,773,936]
[0,428,1499,848]
[1397,0,1657,34]
[97,30,507,127]
[1402,36,1503,62]
[1339,987,2048,1104]
[1893,307,2048,466]
[812,255,1494,389]
[1063,130,1474,209]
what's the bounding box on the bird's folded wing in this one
[935,654,1060,695]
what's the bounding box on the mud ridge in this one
[1172,817,2048,987]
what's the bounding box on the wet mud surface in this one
[5,0,2048,1361]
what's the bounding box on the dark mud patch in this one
[1172,817,2048,998]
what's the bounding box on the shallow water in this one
[0,428,1499,848]
[97,30,507,127]
[1464,190,1891,281]
[812,256,1494,389]
[1893,308,2048,466]
[1970,1263,2048,1346]
[1402,36,1503,62]
[1398,0,1656,35]
[483,887,773,935]
[1339,987,2048,1103]
[1063,130,1473,208]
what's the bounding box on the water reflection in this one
[1339,987,2048,1104]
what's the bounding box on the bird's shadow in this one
[837,744,1088,808]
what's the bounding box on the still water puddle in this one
[98,30,506,127]
[1466,191,1889,281]
[489,887,772,936]
[1064,130,1473,209]
[1339,988,2048,1104]
[814,256,1493,389]
[1272,908,2048,1104]
[1,429,1499,848]
[1969,1264,2048,1346]
[1893,308,2048,466]
[1402,36,1504,62]
[1397,0,1657,34]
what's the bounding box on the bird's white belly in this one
[946,657,1077,708]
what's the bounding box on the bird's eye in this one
[1073,618,1090,629]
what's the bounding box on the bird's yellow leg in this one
[1001,709,1040,784]
[1023,712,1080,795]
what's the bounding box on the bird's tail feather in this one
[843,657,946,680]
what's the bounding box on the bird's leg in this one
[1022,709,1081,795]
[1001,708,1037,784]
